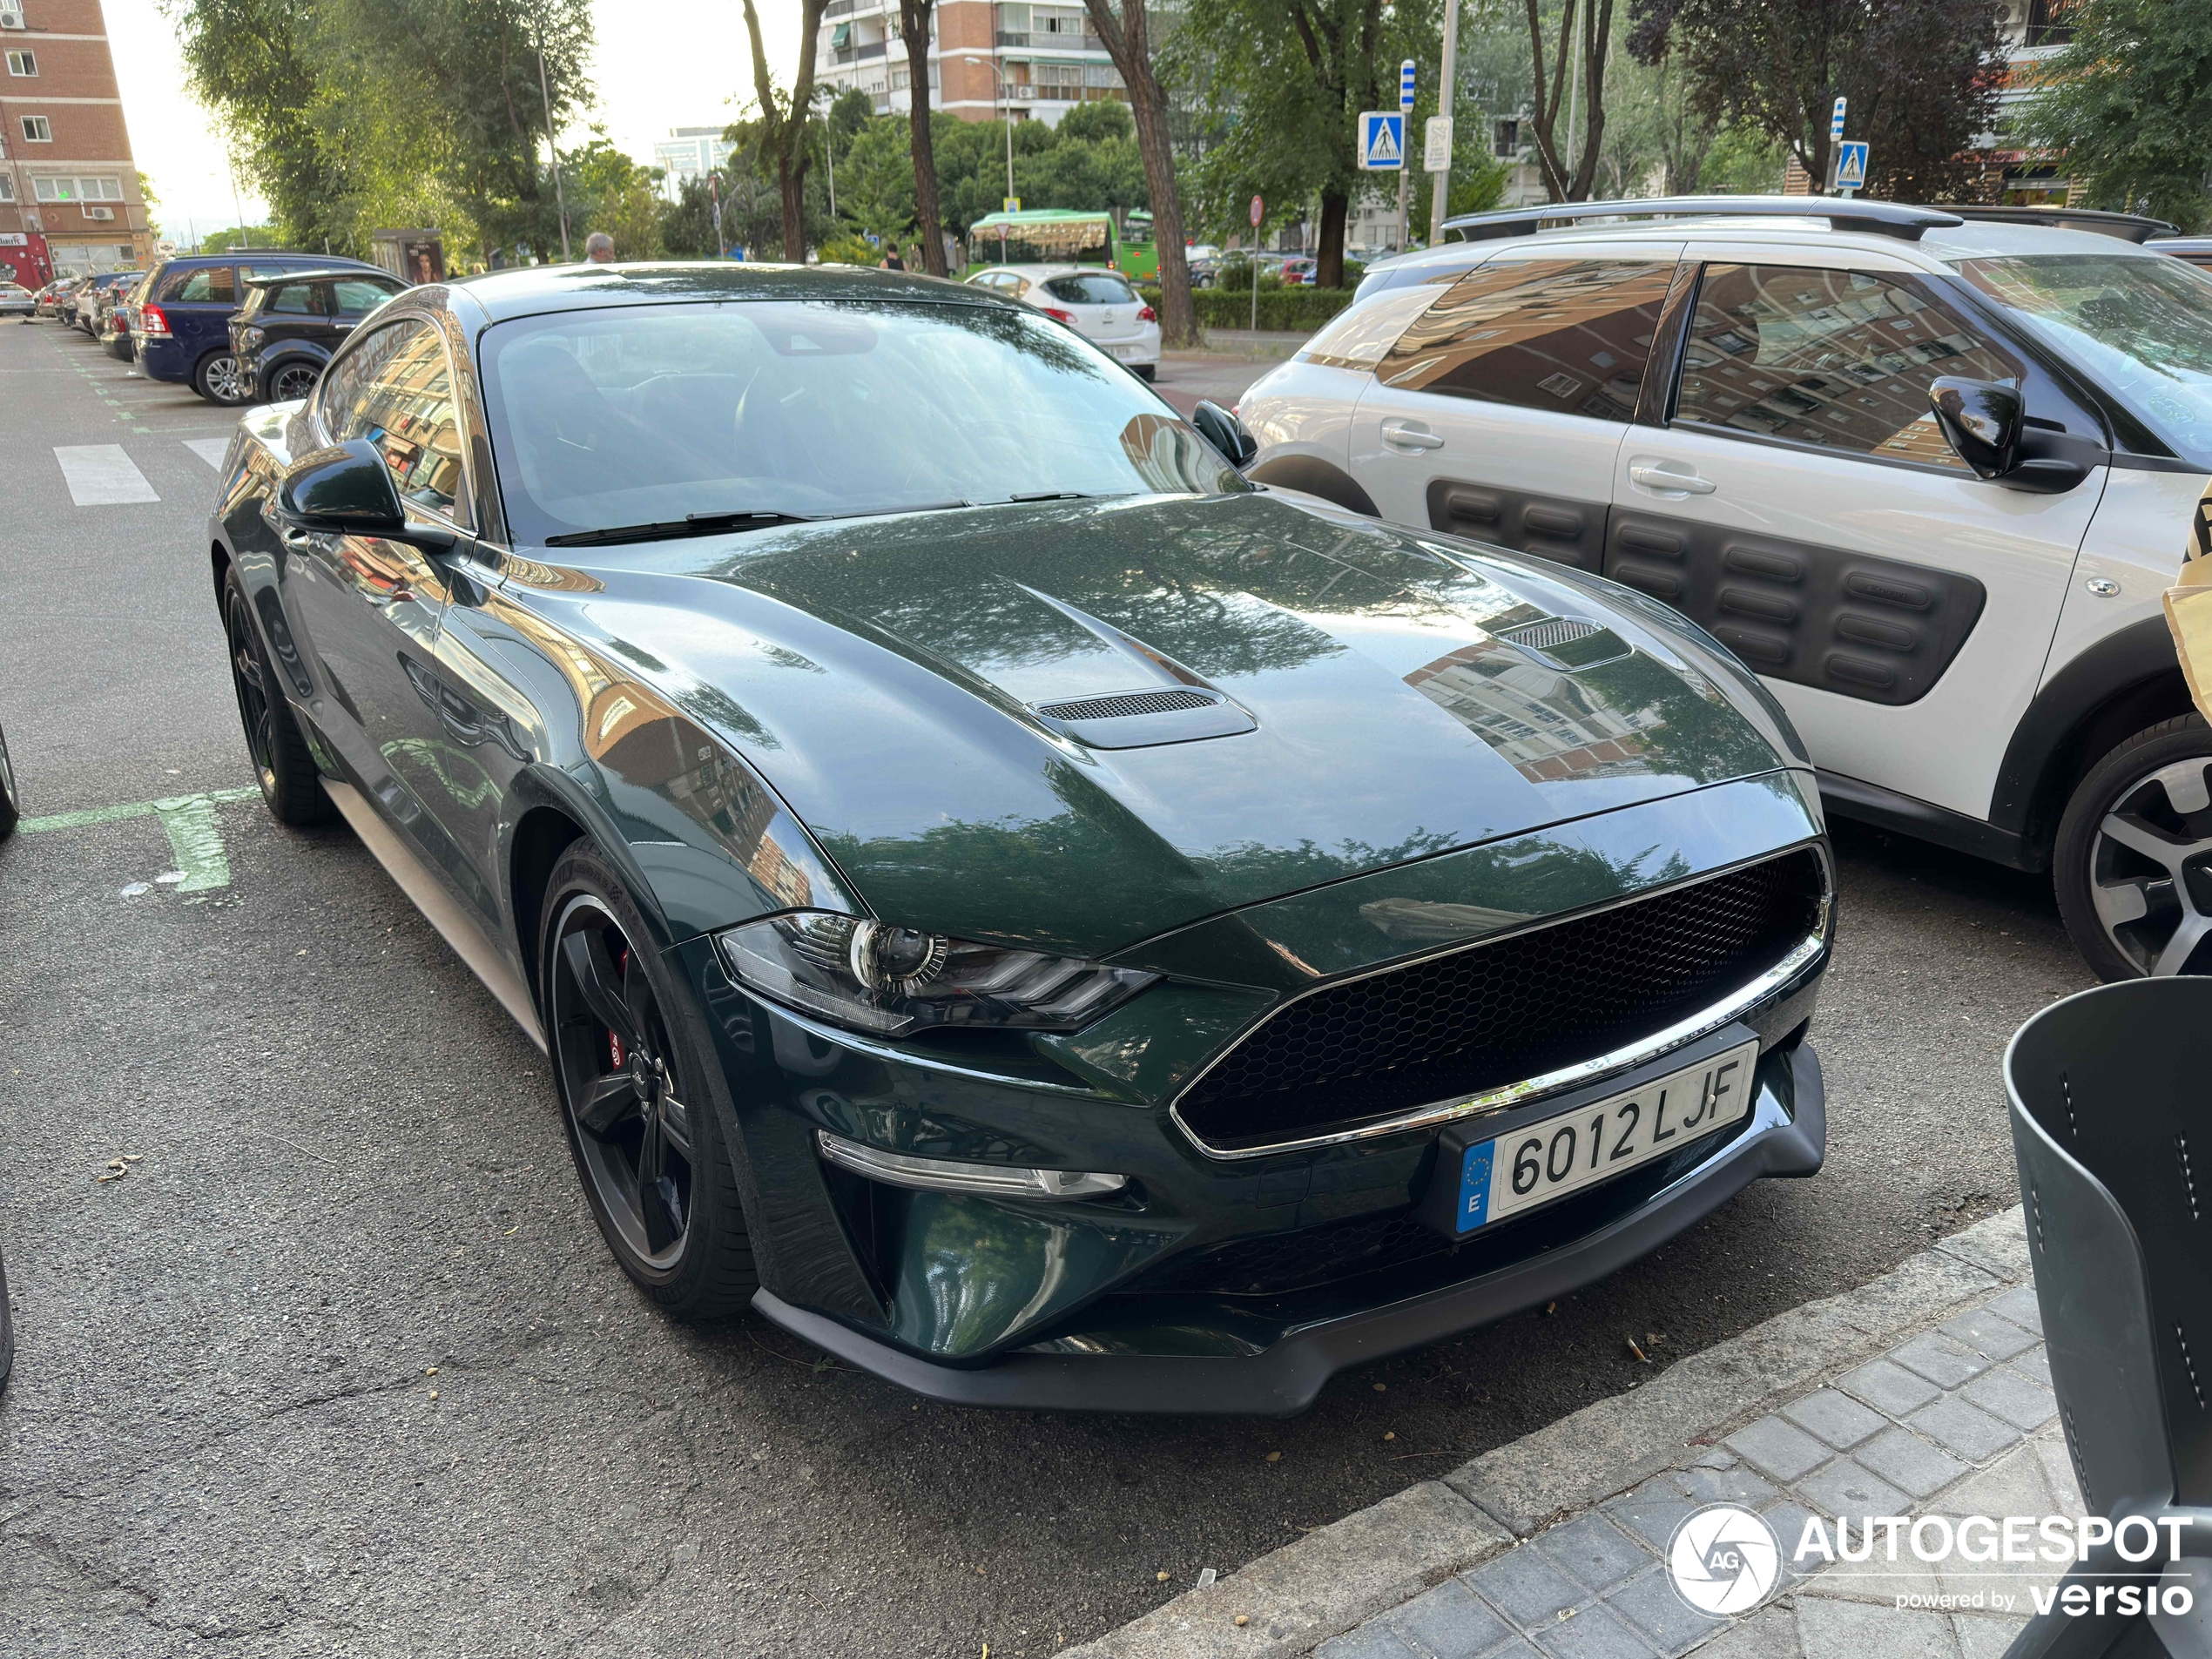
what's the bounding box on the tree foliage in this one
[1628,0,2003,200]
[1167,0,1443,289]
[2018,0,2212,232]
[166,0,592,264]
[738,0,830,260]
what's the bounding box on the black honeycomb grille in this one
[1177,849,1824,1151]
[1035,689,1215,721]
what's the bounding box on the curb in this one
[1064,1207,2033,1659]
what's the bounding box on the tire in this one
[2054,713,2212,979]
[540,840,757,1318]
[222,566,334,826]
[1134,362,1157,381]
[0,720,17,840]
[266,359,322,403]
[194,349,252,406]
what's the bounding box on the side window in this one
[1674,264,2027,468]
[1376,257,1678,421]
[165,265,235,303]
[335,320,468,523]
[317,318,412,435]
[329,279,396,316]
[265,281,322,315]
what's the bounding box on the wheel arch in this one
[509,802,590,1013]
[1993,615,2192,862]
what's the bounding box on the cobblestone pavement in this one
[1076,1211,2079,1659]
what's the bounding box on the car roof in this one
[152,251,380,273]
[1366,213,2179,287]
[448,260,1024,324]
[243,266,405,287]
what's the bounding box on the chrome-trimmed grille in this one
[1170,845,1831,1160]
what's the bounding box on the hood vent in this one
[1035,688,1217,722]
[1030,685,1257,750]
[1494,615,1632,671]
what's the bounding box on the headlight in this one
[716,911,1157,1036]
[239,327,264,347]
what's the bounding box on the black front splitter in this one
[752,1042,1826,1417]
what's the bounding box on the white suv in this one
[1239,199,2212,978]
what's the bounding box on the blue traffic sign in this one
[1359,111,1406,171]
[1835,141,1869,191]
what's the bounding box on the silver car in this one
[0,281,35,320]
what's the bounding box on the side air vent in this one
[1492,615,1632,671]
[1035,688,1217,722]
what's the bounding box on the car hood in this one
[525,491,1798,958]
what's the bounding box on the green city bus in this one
[964,209,1157,281]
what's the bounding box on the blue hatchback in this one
[135,250,388,405]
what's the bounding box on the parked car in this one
[231,267,408,404]
[136,250,388,405]
[75,270,140,340]
[33,278,81,320]
[90,273,143,358]
[1279,257,1318,287]
[55,274,100,327]
[1245,195,2212,981]
[0,281,33,320]
[967,262,1162,379]
[208,262,1831,1413]
[2156,238,2212,273]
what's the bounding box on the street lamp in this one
[955,53,1025,260]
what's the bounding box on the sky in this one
[104,0,806,239]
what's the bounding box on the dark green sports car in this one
[207,263,1831,1413]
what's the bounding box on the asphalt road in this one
[0,314,2094,1658]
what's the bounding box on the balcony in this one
[856,41,885,59]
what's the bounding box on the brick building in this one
[815,0,1125,129]
[0,0,152,287]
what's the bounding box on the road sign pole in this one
[1429,0,1461,246]
[1398,60,1416,253]
[1250,193,1263,333]
[1825,96,1847,193]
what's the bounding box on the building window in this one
[20,115,51,143]
[5,50,36,76]
[0,174,12,203]
[31,176,121,202]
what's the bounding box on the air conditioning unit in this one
[85,206,114,221]
[0,6,24,30]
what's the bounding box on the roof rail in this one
[1440,196,1965,244]
[1918,205,2181,244]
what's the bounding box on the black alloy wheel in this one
[2056,714,2212,979]
[543,842,755,1317]
[268,361,322,403]
[196,350,252,406]
[0,719,17,840]
[222,569,332,826]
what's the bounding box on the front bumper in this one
[752,1037,1823,1415]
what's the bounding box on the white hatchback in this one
[1239,198,2212,981]
[967,264,1162,380]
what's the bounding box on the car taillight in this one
[139,303,170,337]
[1041,306,1075,324]
[1138,305,1157,322]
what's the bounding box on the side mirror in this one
[1928,377,2090,495]
[277,437,454,550]
[1928,376,2022,479]
[1190,399,1258,470]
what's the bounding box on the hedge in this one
[1136,287,1356,333]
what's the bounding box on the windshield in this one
[1955,253,2212,466]
[479,298,1242,546]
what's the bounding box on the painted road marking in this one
[53,444,158,506]
[21,787,259,891]
[183,438,229,468]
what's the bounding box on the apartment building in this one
[815,0,1124,129]
[654,126,737,185]
[0,0,151,286]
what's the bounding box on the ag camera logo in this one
[1669,1505,1781,1615]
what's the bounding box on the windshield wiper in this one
[545,510,816,549]
[1007,489,1097,503]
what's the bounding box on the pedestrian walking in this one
[878,250,906,271]
[584,233,617,264]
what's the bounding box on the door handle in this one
[1629,463,1716,495]
[1380,420,1445,452]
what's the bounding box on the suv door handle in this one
[1380,419,1445,451]
[1629,463,1716,495]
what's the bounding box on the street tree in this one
[738,0,831,260]
[1081,0,1196,347]
[1516,0,1620,201]
[898,0,948,274]
[2017,0,2212,231]
[1168,0,1443,291]
[1627,0,2003,199]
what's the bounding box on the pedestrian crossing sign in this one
[1358,111,1406,172]
[1835,141,1869,192]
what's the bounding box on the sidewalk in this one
[1069,1210,2066,1659]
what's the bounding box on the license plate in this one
[1451,1041,1759,1234]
